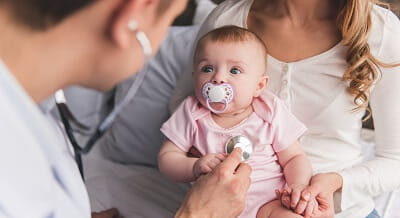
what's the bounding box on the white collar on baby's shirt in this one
[252,91,276,123]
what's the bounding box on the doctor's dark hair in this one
[193,25,268,71]
[0,0,94,30]
[0,0,179,31]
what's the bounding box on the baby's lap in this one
[257,200,302,218]
[246,175,285,204]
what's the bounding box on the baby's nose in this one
[211,71,226,84]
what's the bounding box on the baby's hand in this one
[276,184,318,216]
[193,153,226,178]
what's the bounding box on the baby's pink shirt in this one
[160,91,307,217]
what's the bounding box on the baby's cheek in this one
[194,85,203,99]
[235,91,254,105]
[194,90,204,102]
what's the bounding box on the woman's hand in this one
[276,173,342,218]
[176,148,252,218]
[276,183,318,215]
[302,173,343,218]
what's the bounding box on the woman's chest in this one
[247,13,341,63]
[266,57,364,131]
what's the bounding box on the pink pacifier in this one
[202,82,234,114]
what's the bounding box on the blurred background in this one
[173,0,400,26]
[386,0,400,15]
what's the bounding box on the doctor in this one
[0,0,251,218]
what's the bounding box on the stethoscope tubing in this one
[55,29,152,180]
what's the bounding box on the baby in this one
[158,25,314,218]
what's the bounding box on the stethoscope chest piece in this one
[225,135,253,161]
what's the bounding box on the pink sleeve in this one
[271,98,307,152]
[160,97,196,152]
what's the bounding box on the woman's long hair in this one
[337,0,399,118]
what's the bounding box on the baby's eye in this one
[201,66,214,73]
[230,68,242,75]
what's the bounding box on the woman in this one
[0,0,251,217]
[170,0,400,217]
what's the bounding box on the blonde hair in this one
[337,0,399,118]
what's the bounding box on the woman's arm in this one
[301,11,400,217]
[336,11,400,211]
[158,139,198,182]
[300,55,400,218]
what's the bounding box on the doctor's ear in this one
[111,0,157,49]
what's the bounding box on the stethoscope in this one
[225,135,253,161]
[55,28,152,179]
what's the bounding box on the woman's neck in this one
[253,0,340,25]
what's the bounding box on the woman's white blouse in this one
[169,0,400,217]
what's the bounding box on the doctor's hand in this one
[91,208,121,218]
[176,148,252,218]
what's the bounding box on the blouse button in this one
[281,92,288,100]
[282,64,289,73]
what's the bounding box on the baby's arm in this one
[158,139,199,182]
[276,140,313,213]
[158,139,226,182]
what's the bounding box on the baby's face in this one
[193,40,268,114]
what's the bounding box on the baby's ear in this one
[254,75,269,97]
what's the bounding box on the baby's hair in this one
[194,25,268,72]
